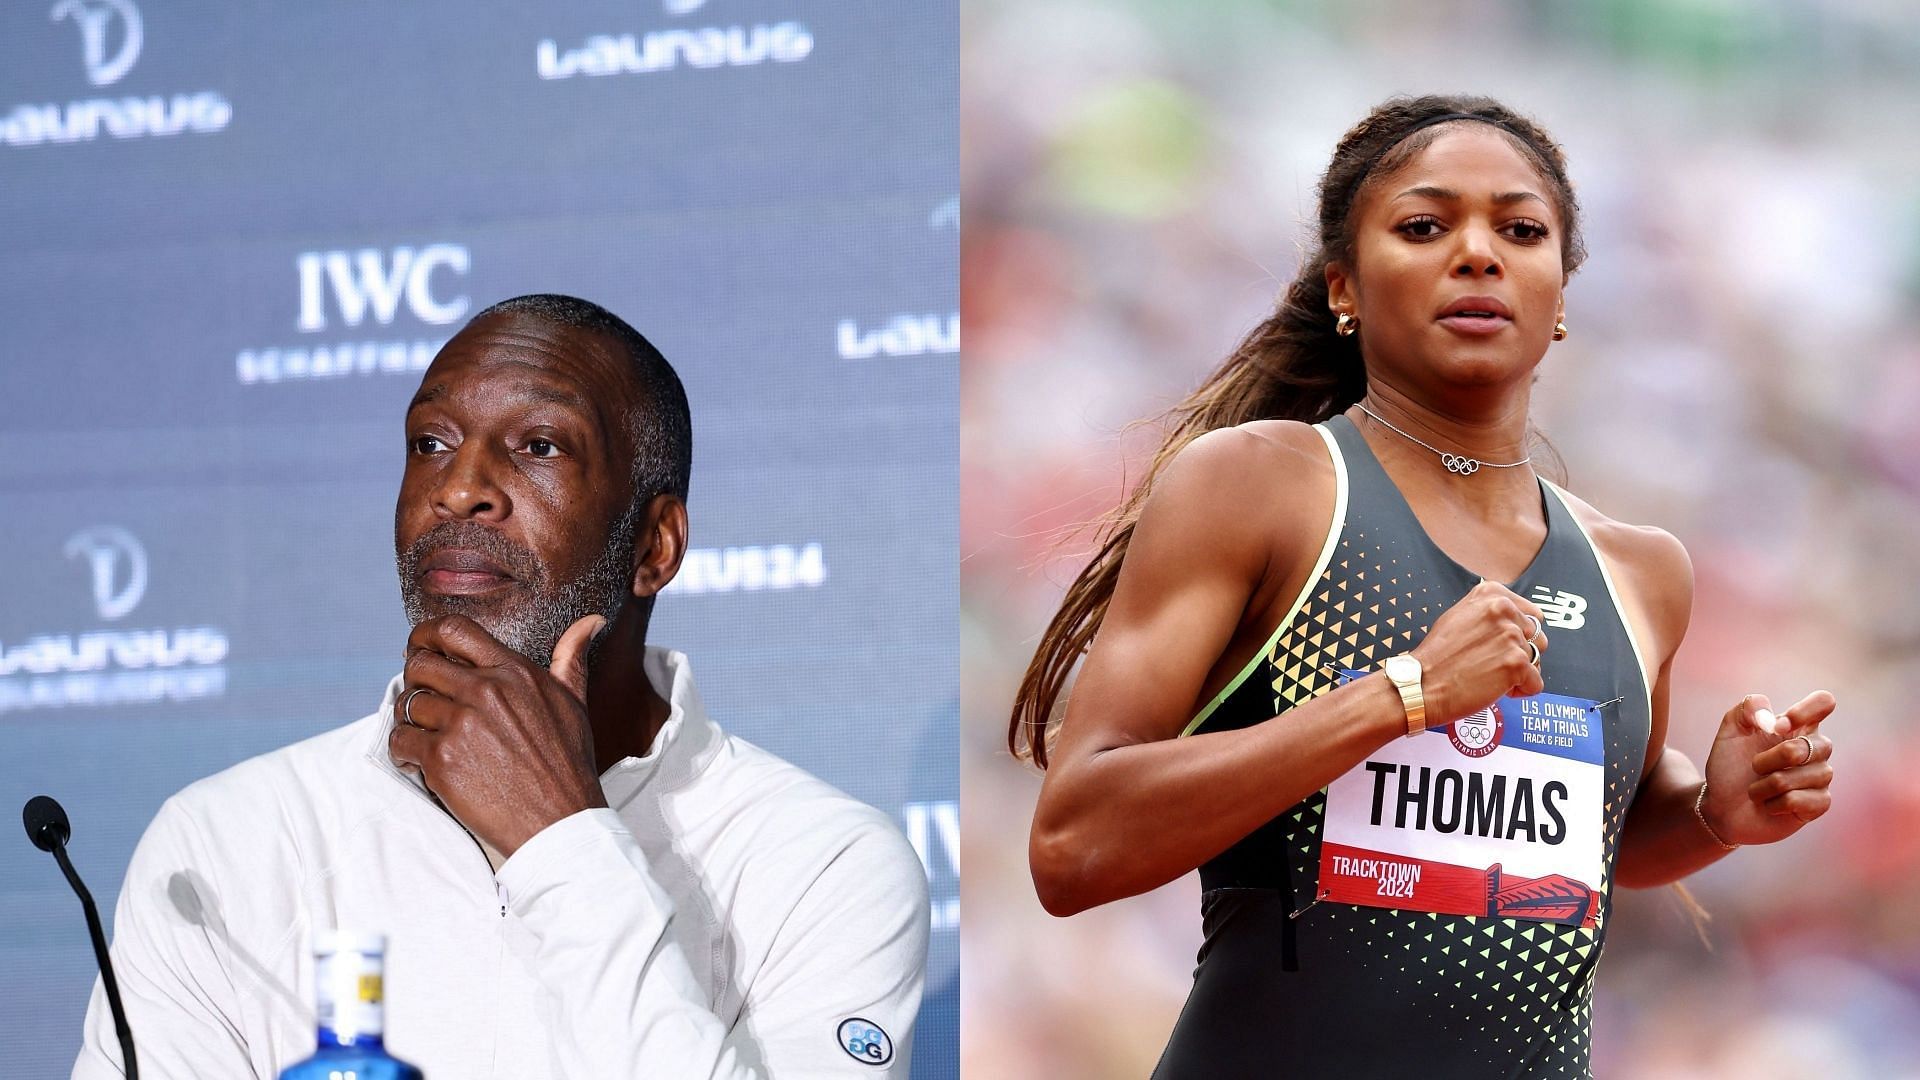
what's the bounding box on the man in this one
[73,295,929,1077]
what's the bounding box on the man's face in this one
[394,313,640,667]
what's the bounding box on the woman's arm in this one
[1615,743,1733,888]
[1603,524,1838,888]
[1029,424,1546,916]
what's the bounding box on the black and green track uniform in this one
[1154,414,1652,1079]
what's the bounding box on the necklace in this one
[1354,402,1531,476]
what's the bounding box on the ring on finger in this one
[401,687,429,729]
[1527,640,1541,667]
[1796,734,1814,767]
[1523,614,1541,640]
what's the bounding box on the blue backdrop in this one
[0,2,957,1076]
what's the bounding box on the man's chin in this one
[409,594,536,654]
[419,588,508,615]
[412,590,510,627]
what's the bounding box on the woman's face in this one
[1327,124,1566,398]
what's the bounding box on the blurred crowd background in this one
[961,0,1920,1076]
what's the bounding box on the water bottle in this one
[277,931,424,1079]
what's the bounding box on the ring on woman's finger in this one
[1523,614,1541,640]
[401,687,430,729]
[1796,734,1815,767]
[1527,640,1541,667]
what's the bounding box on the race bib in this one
[1316,674,1605,927]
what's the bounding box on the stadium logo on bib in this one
[836,1018,892,1065]
[1529,586,1588,630]
[1,0,230,148]
[1447,701,1504,759]
[52,0,142,87]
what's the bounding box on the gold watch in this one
[1382,654,1426,736]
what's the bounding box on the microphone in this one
[24,796,139,1080]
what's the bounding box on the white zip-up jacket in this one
[72,648,929,1078]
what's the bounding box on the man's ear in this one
[630,494,689,599]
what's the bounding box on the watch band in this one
[1399,680,1426,736]
[1383,655,1426,736]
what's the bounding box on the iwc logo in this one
[1448,701,1503,759]
[836,1017,892,1066]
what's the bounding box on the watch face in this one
[1385,656,1419,683]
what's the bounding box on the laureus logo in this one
[63,526,148,621]
[5,0,228,148]
[50,0,143,88]
[536,0,813,81]
[0,525,227,712]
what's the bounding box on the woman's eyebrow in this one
[1391,185,1549,209]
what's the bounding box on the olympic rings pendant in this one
[1441,453,1482,475]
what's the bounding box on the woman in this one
[1008,95,1838,1077]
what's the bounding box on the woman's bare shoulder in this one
[1173,419,1333,491]
[1554,485,1694,651]
[1554,487,1691,578]
[1129,419,1338,580]
[1149,419,1333,496]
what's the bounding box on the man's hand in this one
[388,614,608,857]
[1701,690,1837,846]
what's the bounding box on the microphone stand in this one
[28,794,140,1080]
[51,839,139,1079]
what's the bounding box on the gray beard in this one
[396,506,638,669]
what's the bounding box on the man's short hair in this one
[470,294,693,507]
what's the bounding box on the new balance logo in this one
[1529,587,1587,630]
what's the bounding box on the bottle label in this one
[316,951,384,1039]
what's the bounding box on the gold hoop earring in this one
[1552,320,1568,341]
[1335,313,1358,337]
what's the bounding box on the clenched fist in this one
[1410,579,1549,724]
